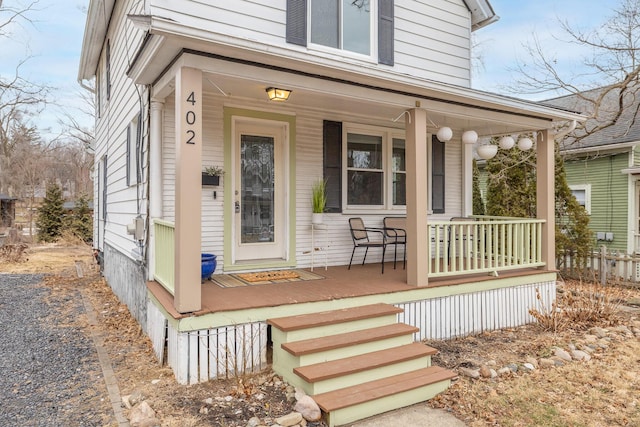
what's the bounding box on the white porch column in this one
[536,129,555,270]
[462,141,474,217]
[174,67,202,313]
[406,108,429,286]
[148,99,164,281]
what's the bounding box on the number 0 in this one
[186,111,196,125]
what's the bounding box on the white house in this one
[78,1,584,425]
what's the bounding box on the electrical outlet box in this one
[126,216,145,241]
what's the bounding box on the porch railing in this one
[428,217,545,278]
[154,219,175,294]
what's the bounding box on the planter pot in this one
[311,213,324,225]
[202,174,220,186]
[201,253,217,281]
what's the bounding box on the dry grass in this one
[3,245,639,426]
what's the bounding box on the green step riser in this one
[271,315,399,343]
[325,379,452,427]
[306,356,433,395]
[275,334,416,371]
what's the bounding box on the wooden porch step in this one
[294,342,436,384]
[313,366,458,427]
[267,303,403,332]
[282,323,418,356]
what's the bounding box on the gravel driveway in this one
[0,274,115,426]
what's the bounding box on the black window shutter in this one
[286,0,307,46]
[378,0,394,65]
[431,135,445,213]
[323,120,342,213]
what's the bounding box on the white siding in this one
[149,0,472,87]
[93,0,150,260]
[161,91,465,272]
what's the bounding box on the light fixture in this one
[462,130,478,145]
[517,137,533,151]
[265,87,291,102]
[498,135,515,150]
[477,144,498,160]
[436,126,453,142]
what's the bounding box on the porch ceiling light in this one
[498,135,515,150]
[462,130,478,145]
[477,144,498,160]
[266,87,291,102]
[517,137,533,151]
[436,126,453,142]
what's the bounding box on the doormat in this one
[210,269,324,288]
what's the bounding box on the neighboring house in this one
[78,1,584,424]
[0,194,16,228]
[543,88,640,254]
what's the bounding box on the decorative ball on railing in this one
[498,135,515,150]
[436,126,453,142]
[462,130,478,145]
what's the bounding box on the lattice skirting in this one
[396,281,556,341]
[147,301,268,385]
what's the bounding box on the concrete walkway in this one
[349,404,466,427]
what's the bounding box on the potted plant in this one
[202,165,224,186]
[311,179,327,224]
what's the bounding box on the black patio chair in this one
[383,216,406,270]
[348,217,388,274]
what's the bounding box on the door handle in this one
[235,201,240,213]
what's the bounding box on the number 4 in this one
[186,91,196,105]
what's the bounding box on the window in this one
[343,125,405,209]
[126,115,141,186]
[310,0,372,56]
[101,155,108,221]
[324,122,444,213]
[287,0,394,65]
[570,184,591,214]
[106,39,111,101]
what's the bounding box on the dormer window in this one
[310,0,372,56]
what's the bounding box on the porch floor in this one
[148,262,546,320]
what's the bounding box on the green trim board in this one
[173,271,557,332]
[223,107,297,270]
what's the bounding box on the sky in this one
[0,0,623,140]
[472,0,619,100]
[0,0,90,140]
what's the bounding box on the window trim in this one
[307,0,377,61]
[570,184,591,214]
[341,123,405,212]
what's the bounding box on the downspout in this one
[78,78,96,94]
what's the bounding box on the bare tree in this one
[0,0,49,194]
[508,0,640,143]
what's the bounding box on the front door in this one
[233,120,287,262]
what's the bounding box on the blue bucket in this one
[201,253,217,281]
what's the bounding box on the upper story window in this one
[287,0,394,65]
[310,0,372,56]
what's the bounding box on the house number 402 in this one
[185,91,197,145]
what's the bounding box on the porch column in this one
[405,108,429,286]
[174,67,202,313]
[148,99,164,281]
[536,129,555,270]
[461,141,474,217]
